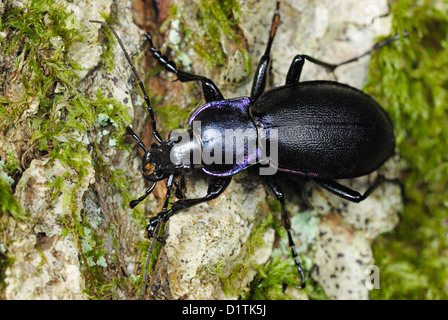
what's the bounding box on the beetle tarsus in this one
[292,31,410,76]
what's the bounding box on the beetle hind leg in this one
[316,175,401,203]
[285,32,408,85]
[261,175,306,289]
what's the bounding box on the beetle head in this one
[142,141,177,182]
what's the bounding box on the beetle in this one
[91,1,405,297]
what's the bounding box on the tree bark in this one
[0,0,402,300]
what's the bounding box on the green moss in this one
[155,94,199,133]
[248,249,328,300]
[0,251,13,293]
[166,0,250,74]
[247,198,326,300]
[1,0,90,180]
[248,251,298,300]
[0,2,128,180]
[245,199,293,299]
[0,170,25,221]
[0,0,134,298]
[213,211,275,298]
[364,0,448,299]
[97,14,118,72]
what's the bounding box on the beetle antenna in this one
[140,174,175,298]
[130,182,157,209]
[140,215,162,299]
[90,20,164,144]
[126,126,148,153]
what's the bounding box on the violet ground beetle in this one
[91,1,406,298]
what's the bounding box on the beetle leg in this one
[284,55,306,84]
[142,176,231,285]
[145,177,232,241]
[288,32,409,78]
[160,176,232,222]
[250,1,280,101]
[143,33,224,102]
[130,182,157,209]
[261,175,306,289]
[316,175,399,203]
[173,177,186,199]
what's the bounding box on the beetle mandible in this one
[91,0,404,296]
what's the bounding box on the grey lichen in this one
[5,158,94,299]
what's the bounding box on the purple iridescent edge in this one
[188,97,252,127]
[188,97,264,177]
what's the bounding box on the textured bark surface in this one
[0,0,402,300]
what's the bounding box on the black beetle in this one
[91,1,404,297]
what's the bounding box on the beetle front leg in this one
[145,176,230,242]
[173,176,186,199]
[141,176,231,297]
[147,176,232,234]
[261,175,306,289]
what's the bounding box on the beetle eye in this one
[143,163,155,176]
